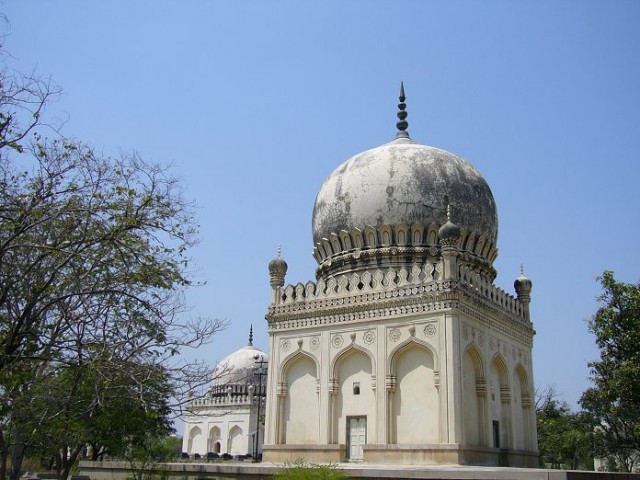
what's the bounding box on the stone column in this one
[500,386,513,448]
[385,374,396,444]
[328,378,339,444]
[476,378,489,447]
[276,381,287,444]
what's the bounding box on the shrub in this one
[274,459,346,480]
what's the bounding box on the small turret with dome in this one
[268,247,288,286]
[438,204,461,246]
[514,265,533,320]
[312,84,498,281]
[268,247,288,305]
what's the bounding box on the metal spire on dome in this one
[446,204,452,222]
[395,81,410,139]
[248,324,254,346]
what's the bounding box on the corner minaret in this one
[514,265,533,320]
[268,247,287,305]
[438,204,461,282]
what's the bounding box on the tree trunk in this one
[9,429,26,480]
[54,451,63,480]
[60,444,83,480]
[0,427,8,480]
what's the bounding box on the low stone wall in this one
[79,460,640,480]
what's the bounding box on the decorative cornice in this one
[267,286,533,346]
[313,222,497,280]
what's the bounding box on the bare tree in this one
[0,42,226,480]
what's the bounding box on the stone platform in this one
[79,460,640,480]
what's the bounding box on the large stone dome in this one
[313,137,497,246]
[311,90,499,280]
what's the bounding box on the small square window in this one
[353,382,360,395]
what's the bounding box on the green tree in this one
[536,386,593,469]
[0,38,225,480]
[580,271,640,472]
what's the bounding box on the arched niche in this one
[489,353,511,449]
[513,363,532,450]
[462,344,486,447]
[283,353,319,444]
[207,426,221,453]
[331,347,375,446]
[388,341,439,444]
[228,425,243,455]
[187,425,202,454]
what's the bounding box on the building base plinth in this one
[364,444,538,467]
[262,444,345,464]
[262,443,538,468]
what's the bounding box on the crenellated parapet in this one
[187,393,254,409]
[458,265,526,319]
[268,261,529,326]
[187,383,267,410]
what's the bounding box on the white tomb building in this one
[182,328,268,459]
[262,86,538,467]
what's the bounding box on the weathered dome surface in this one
[213,344,268,385]
[313,137,497,247]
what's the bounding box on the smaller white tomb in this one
[182,328,268,458]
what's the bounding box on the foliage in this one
[536,386,593,470]
[273,459,347,480]
[0,33,226,480]
[580,271,640,472]
[124,435,177,480]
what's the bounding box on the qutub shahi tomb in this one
[176,85,539,473]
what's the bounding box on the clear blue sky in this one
[4,1,640,410]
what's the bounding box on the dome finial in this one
[248,324,254,346]
[395,81,410,139]
[446,203,452,222]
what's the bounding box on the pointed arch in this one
[388,337,439,374]
[331,346,376,447]
[379,224,393,246]
[464,343,485,379]
[282,351,319,444]
[514,363,529,391]
[331,344,376,379]
[513,363,533,450]
[489,353,512,448]
[364,225,378,247]
[228,425,243,455]
[462,344,487,447]
[410,224,425,245]
[394,224,409,246]
[426,223,439,246]
[187,425,202,454]
[207,426,221,453]
[281,349,320,376]
[339,230,353,250]
[490,353,509,387]
[388,340,439,444]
